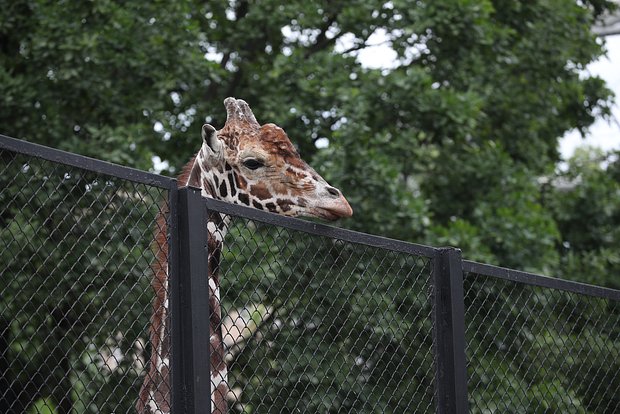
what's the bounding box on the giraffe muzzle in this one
[312,191,353,220]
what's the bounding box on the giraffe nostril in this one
[326,186,340,197]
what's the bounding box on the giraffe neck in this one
[138,151,231,414]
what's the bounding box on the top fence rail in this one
[0,134,175,189]
[464,260,620,301]
[204,196,439,258]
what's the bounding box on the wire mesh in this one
[0,149,169,413]
[4,140,620,414]
[464,272,620,413]
[211,213,436,413]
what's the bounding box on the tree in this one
[550,147,620,289]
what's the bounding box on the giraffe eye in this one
[242,159,264,170]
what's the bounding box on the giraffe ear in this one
[202,124,222,155]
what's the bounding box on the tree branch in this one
[226,301,285,362]
[339,40,371,55]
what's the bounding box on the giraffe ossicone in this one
[138,97,352,414]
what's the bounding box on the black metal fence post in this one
[170,187,211,414]
[432,247,469,414]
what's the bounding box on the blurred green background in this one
[2,0,619,284]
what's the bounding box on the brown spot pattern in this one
[235,172,247,190]
[203,177,216,196]
[213,383,228,414]
[277,199,293,212]
[250,182,272,200]
[259,124,305,168]
[286,167,307,182]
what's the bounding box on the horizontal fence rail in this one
[0,134,174,189]
[205,198,437,258]
[1,134,619,414]
[463,260,620,301]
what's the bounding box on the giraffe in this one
[137,97,353,414]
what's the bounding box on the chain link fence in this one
[1,135,620,414]
[0,140,171,413]
[464,270,620,413]
[218,212,435,413]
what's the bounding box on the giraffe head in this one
[195,97,352,220]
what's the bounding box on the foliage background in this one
[1,0,619,413]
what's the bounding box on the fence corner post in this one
[170,186,211,414]
[432,247,469,414]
